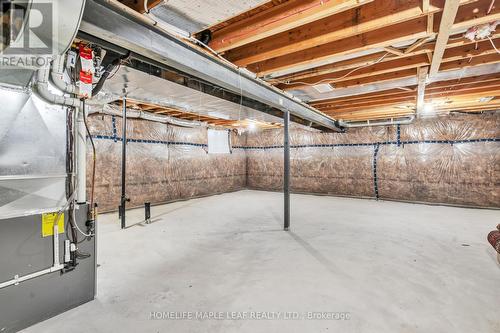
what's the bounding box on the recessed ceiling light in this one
[312,83,334,93]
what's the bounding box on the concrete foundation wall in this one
[246,112,500,208]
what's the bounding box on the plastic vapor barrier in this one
[87,112,498,210]
[245,112,500,208]
[87,114,246,212]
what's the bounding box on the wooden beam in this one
[404,37,429,54]
[319,83,500,111]
[429,0,461,77]
[310,74,500,111]
[318,68,418,89]
[252,0,497,78]
[416,66,429,114]
[318,82,500,119]
[384,47,405,56]
[439,53,500,71]
[449,0,500,33]
[280,40,498,90]
[323,99,416,113]
[331,109,414,119]
[278,54,429,90]
[209,0,371,52]
[225,0,427,66]
[274,33,500,83]
[426,75,500,90]
[311,88,415,106]
[311,89,415,106]
[423,0,430,13]
[312,72,499,102]
[247,17,430,76]
[317,94,416,109]
[441,38,498,61]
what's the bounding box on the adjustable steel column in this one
[284,109,290,231]
[120,97,127,229]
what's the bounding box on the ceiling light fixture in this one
[479,96,494,103]
[312,83,334,93]
[423,103,435,113]
[247,121,257,132]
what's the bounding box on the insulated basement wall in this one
[245,112,500,208]
[86,114,247,212]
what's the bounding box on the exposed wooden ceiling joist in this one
[314,73,500,121]
[116,0,500,124]
[209,0,372,52]
[224,0,430,66]
[429,0,461,77]
[248,16,432,76]
[239,0,499,77]
[312,74,500,108]
[273,32,499,84]
[278,43,499,90]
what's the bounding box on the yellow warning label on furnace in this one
[42,212,65,237]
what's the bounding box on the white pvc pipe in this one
[34,67,83,108]
[339,115,415,128]
[50,55,79,95]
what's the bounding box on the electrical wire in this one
[277,52,390,86]
[82,99,97,221]
[106,61,122,80]
[238,69,243,121]
[488,36,500,54]
[487,0,495,15]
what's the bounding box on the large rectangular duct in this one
[78,0,341,131]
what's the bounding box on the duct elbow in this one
[34,80,82,109]
[50,55,79,95]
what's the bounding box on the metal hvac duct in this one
[79,0,341,131]
[0,0,86,218]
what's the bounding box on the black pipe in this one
[197,29,212,45]
[92,62,115,97]
[284,109,290,231]
[120,97,127,229]
[145,202,151,224]
[92,52,130,97]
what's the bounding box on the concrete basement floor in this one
[23,190,500,333]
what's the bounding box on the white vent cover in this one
[208,129,230,154]
[312,83,334,93]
